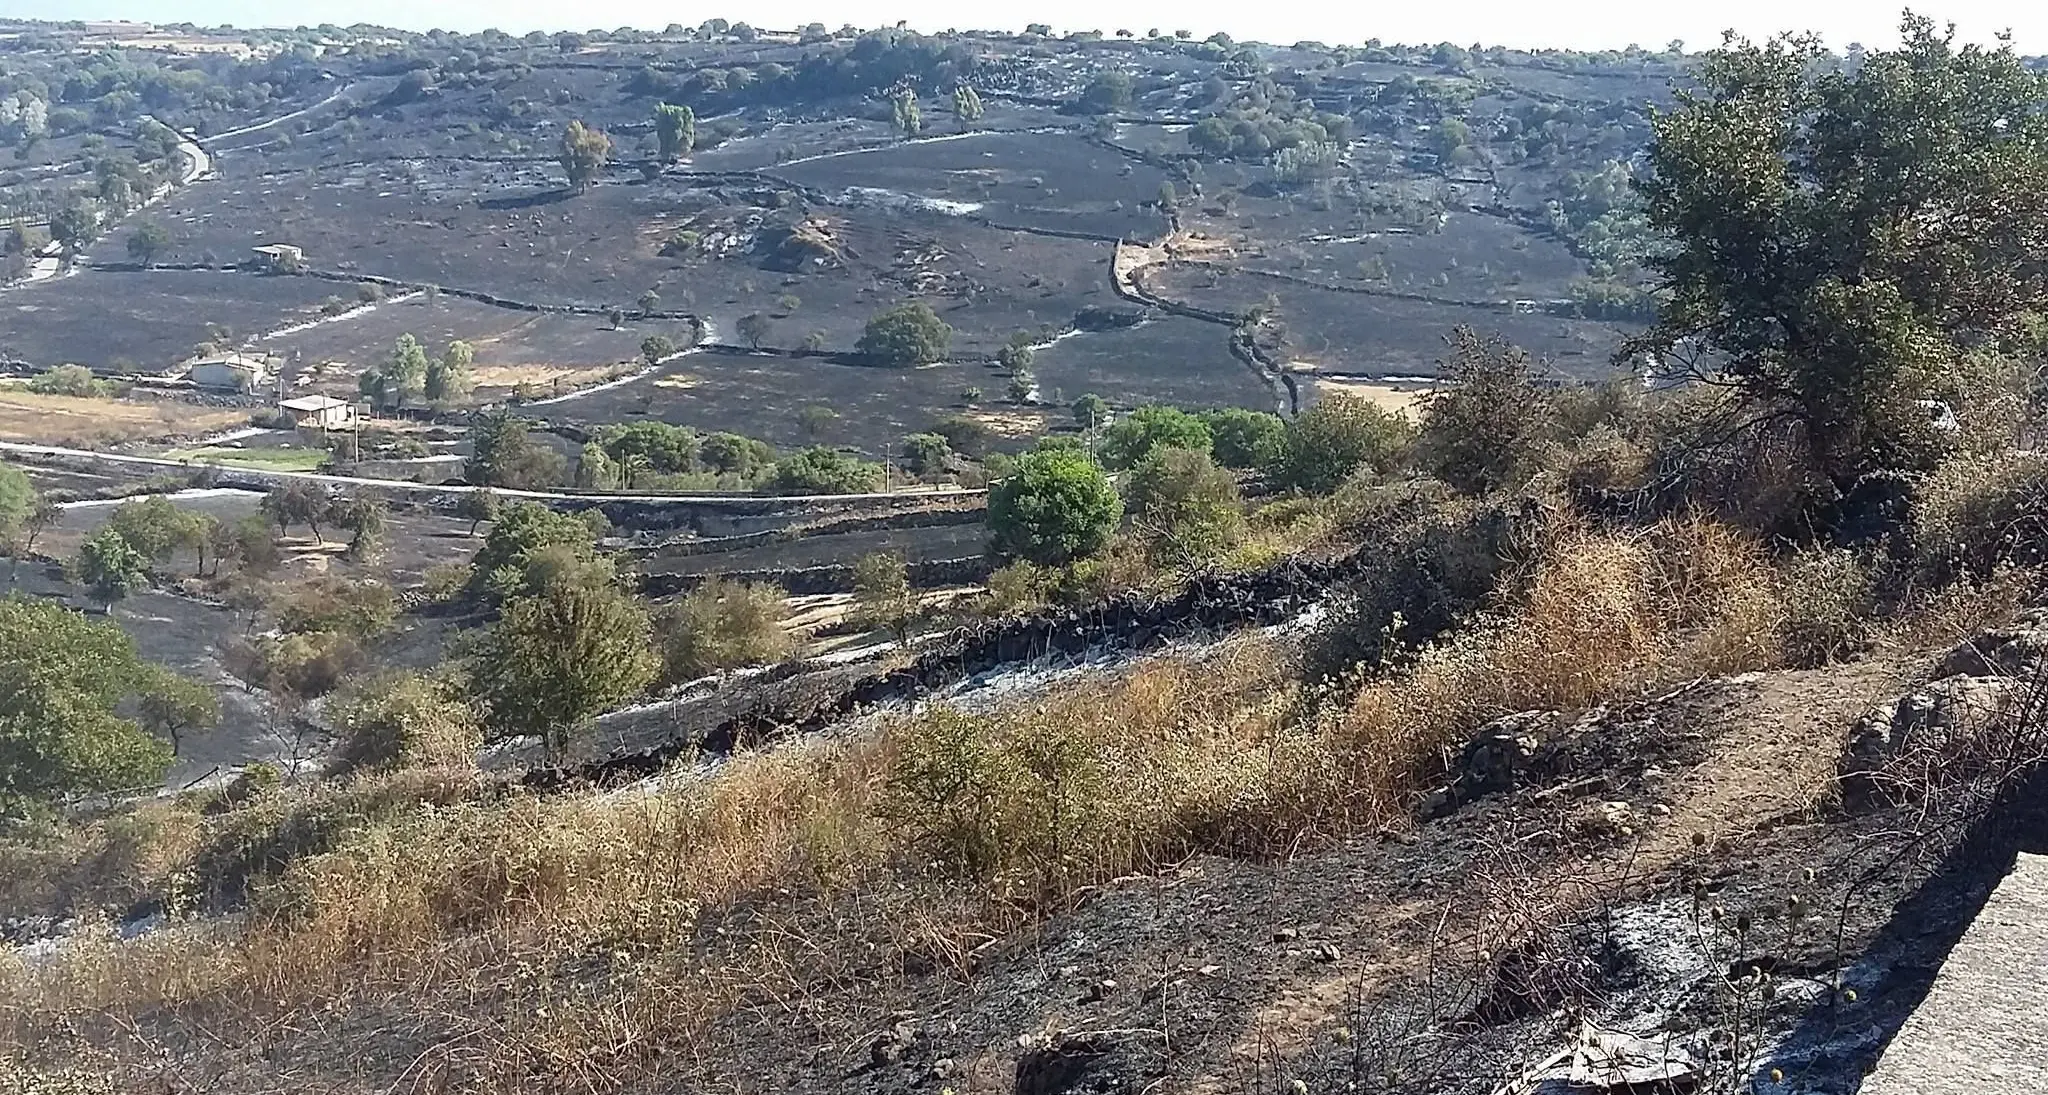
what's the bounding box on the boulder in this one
[1936,621,2048,678]
[1456,711,1559,799]
[1842,675,2022,801]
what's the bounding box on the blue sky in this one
[6,0,2042,52]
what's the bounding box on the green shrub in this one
[988,447,1123,566]
[1200,408,1287,469]
[326,674,483,776]
[1776,549,1874,668]
[1098,405,1211,470]
[656,578,793,684]
[26,364,115,398]
[1266,394,1414,495]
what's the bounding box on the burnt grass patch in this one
[1147,264,1636,377]
[1031,315,1273,411]
[0,269,339,372]
[776,129,1173,239]
[1246,212,1590,302]
[668,213,1128,357]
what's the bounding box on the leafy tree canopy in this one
[0,596,179,814]
[857,301,953,365]
[1099,405,1212,469]
[1628,14,2048,483]
[1266,394,1415,495]
[988,447,1123,565]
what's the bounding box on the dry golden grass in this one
[1308,377,1429,415]
[0,516,1806,1086]
[962,407,1056,438]
[0,390,246,447]
[468,363,620,392]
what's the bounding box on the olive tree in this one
[1627,16,2048,484]
[988,448,1123,566]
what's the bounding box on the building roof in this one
[194,356,265,374]
[279,395,351,413]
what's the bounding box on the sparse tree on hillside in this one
[125,221,169,267]
[19,496,60,559]
[332,496,389,560]
[893,89,923,137]
[456,487,500,537]
[1417,329,1554,495]
[71,528,148,613]
[0,598,179,813]
[262,482,327,542]
[768,447,883,494]
[576,442,617,490]
[1079,70,1134,113]
[996,337,1034,374]
[470,577,657,760]
[900,433,953,477]
[0,461,35,554]
[466,411,566,489]
[136,670,219,757]
[1266,393,1414,494]
[49,202,98,254]
[1200,408,1287,470]
[736,311,771,349]
[654,578,792,684]
[424,339,474,404]
[637,289,661,316]
[558,119,612,192]
[1628,15,2048,484]
[858,302,952,365]
[1007,370,1035,404]
[106,496,188,567]
[952,85,984,127]
[796,405,840,441]
[1099,405,1211,469]
[653,102,696,161]
[361,333,431,410]
[1124,446,1244,566]
[640,334,675,365]
[988,447,1123,566]
[853,552,915,646]
[1072,393,1110,431]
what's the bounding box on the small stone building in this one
[251,243,304,271]
[279,394,353,430]
[188,352,269,392]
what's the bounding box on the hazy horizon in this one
[7,0,2044,54]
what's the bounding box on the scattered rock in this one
[1273,927,1299,943]
[1312,942,1342,963]
[1085,978,1116,1002]
[1937,624,2048,678]
[1842,674,2022,801]
[1457,711,1556,798]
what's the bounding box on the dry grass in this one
[0,516,1808,1086]
[0,390,247,447]
[962,407,1057,438]
[469,363,623,392]
[1308,377,1429,415]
